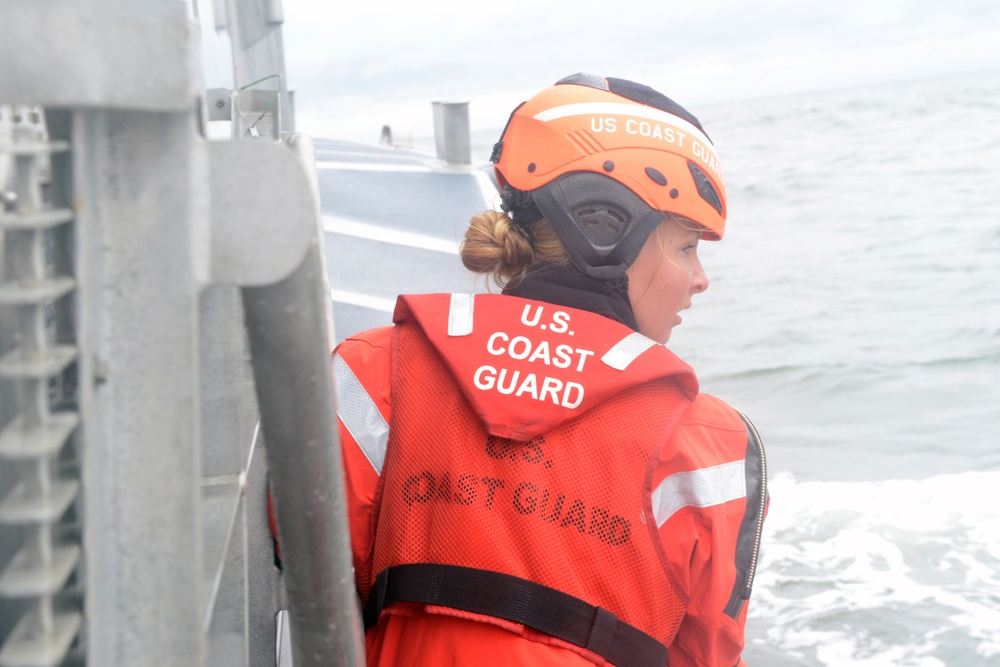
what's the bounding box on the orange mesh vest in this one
[362,294,698,663]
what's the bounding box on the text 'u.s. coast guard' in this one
[473,305,594,409]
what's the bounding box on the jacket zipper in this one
[737,410,767,599]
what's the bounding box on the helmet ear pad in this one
[532,172,666,280]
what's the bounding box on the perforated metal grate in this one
[0,105,82,667]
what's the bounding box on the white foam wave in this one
[748,471,1000,666]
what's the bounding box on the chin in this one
[637,320,673,345]
[653,330,672,345]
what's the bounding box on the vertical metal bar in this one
[241,243,365,667]
[74,108,206,667]
[225,0,295,132]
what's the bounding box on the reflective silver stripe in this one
[651,460,746,527]
[448,293,475,336]
[333,353,389,474]
[601,332,657,370]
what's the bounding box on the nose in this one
[691,255,709,295]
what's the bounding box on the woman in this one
[334,74,767,667]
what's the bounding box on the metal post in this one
[238,135,364,667]
[74,108,208,667]
[432,101,472,165]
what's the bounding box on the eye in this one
[681,234,701,254]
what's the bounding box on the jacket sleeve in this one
[330,327,395,576]
[653,395,767,667]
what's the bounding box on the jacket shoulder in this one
[334,325,394,362]
[661,392,759,473]
[681,392,746,434]
[333,326,395,416]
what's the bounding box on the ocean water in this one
[682,71,1000,666]
[466,70,1000,666]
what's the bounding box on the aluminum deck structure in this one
[316,139,496,341]
[1,2,498,666]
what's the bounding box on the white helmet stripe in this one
[532,102,717,162]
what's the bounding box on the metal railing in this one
[1,2,366,664]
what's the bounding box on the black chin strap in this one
[606,273,630,296]
[500,185,544,230]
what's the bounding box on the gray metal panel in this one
[325,235,478,301]
[203,480,247,667]
[245,442,283,667]
[317,170,489,238]
[75,108,207,666]
[199,285,256,667]
[312,140,437,166]
[0,0,193,110]
[199,287,258,480]
[330,303,396,345]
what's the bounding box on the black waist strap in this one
[363,563,668,667]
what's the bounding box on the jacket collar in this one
[504,264,639,332]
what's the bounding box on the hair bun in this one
[460,210,569,290]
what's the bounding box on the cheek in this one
[654,262,690,303]
[626,247,658,303]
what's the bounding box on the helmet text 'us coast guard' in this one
[491,73,728,280]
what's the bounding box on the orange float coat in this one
[334,293,766,667]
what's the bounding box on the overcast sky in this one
[281,0,999,145]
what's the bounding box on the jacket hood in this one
[393,293,697,440]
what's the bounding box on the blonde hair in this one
[460,210,570,291]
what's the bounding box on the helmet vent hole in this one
[577,206,626,237]
[687,161,723,214]
[670,189,679,199]
[644,167,668,186]
[528,163,537,173]
[583,219,622,235]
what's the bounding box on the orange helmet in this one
[492,73,727,279]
